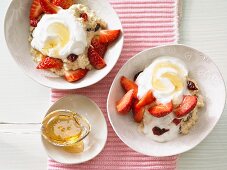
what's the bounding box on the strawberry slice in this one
[148,101,173,118]
[99,30,121,44]
[136,90,155,109]
[29,0,43,27]
[52,0,74,9]
[116,89,134,114]
[40,0,59,14]
[64,69,88,82]
[91,37,108,58]
[88,46,106,69]
[120,76,138,98]
[36,57,63,69]
[132,99,145,123]
[174,95,197,118]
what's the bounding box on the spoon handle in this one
[0,122,41,134]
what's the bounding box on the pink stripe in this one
[111,1,175,5]
[48,0,179,169]
[123,25,175,28]
[121,15,174,20]
[116,10,174,14]
[123,21,175,24]
[125,35,176,38]
[113,5,175,9]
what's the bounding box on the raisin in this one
[133,71,143,81]
[30,19,38,27]
[172,118,182,125]
[86,28,92,32]
[187,80,198,90]
[94,23,101,32]
[152,126,169,136]
[67,54,78,62]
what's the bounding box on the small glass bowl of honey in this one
[41,110,91,153]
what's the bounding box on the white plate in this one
[4,0,123,89]
[42,94,107,164]
[107,44,226,157]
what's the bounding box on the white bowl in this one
[4,0,123,89]
[42,94,107,164]
[107,44,226,156]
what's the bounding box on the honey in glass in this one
[41,110,91,153]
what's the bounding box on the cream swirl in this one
[31,5,87,59]
[136,57,188,105]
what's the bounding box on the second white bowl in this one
[107,44,226,156]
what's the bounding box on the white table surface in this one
[0,0,226,169]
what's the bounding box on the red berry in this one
[132,99,145,123]
[99,30,121,44]
[52,0,74,9]
[87,46,106,69]
[30,19,39,27]
[174,95,197,118]
[135,90,155,109]
[148,102,173,118]
[29,0,43,26]
[36,57,63,69]
[172,118,182,125]
[65,69,88,82]
[187,80,198,90]
[116,89,134,114]
[80,13,88,21]
[67,54,78,62]
[152,127,169,136]
[40,0,59,14]
[120,76,138,98]
[91,37,108,58]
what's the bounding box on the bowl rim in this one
[107,44,226,156]
[4,0,124,90]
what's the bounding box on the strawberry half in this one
[132,99,145,123]
[136,90,155,109]
[36,57,63,69]
[30,0,43,27]
[65,69,88,82]
[148,101,173,118]
[99,30,121,44]
[174,95,197,118]
[88,46,106,69]
[91,37,108,58]
[116,89,134,114]
[120,76,138,98]
[40,0,59,14]
[52,0,74,9]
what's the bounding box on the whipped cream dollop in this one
[136,56,188,105]
[31,5,87,59]
[136,57,189,142]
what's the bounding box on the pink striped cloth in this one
[49,0,180,169]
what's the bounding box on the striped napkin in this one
[49,0,180,169]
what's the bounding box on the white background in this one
[0,0,226,169]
